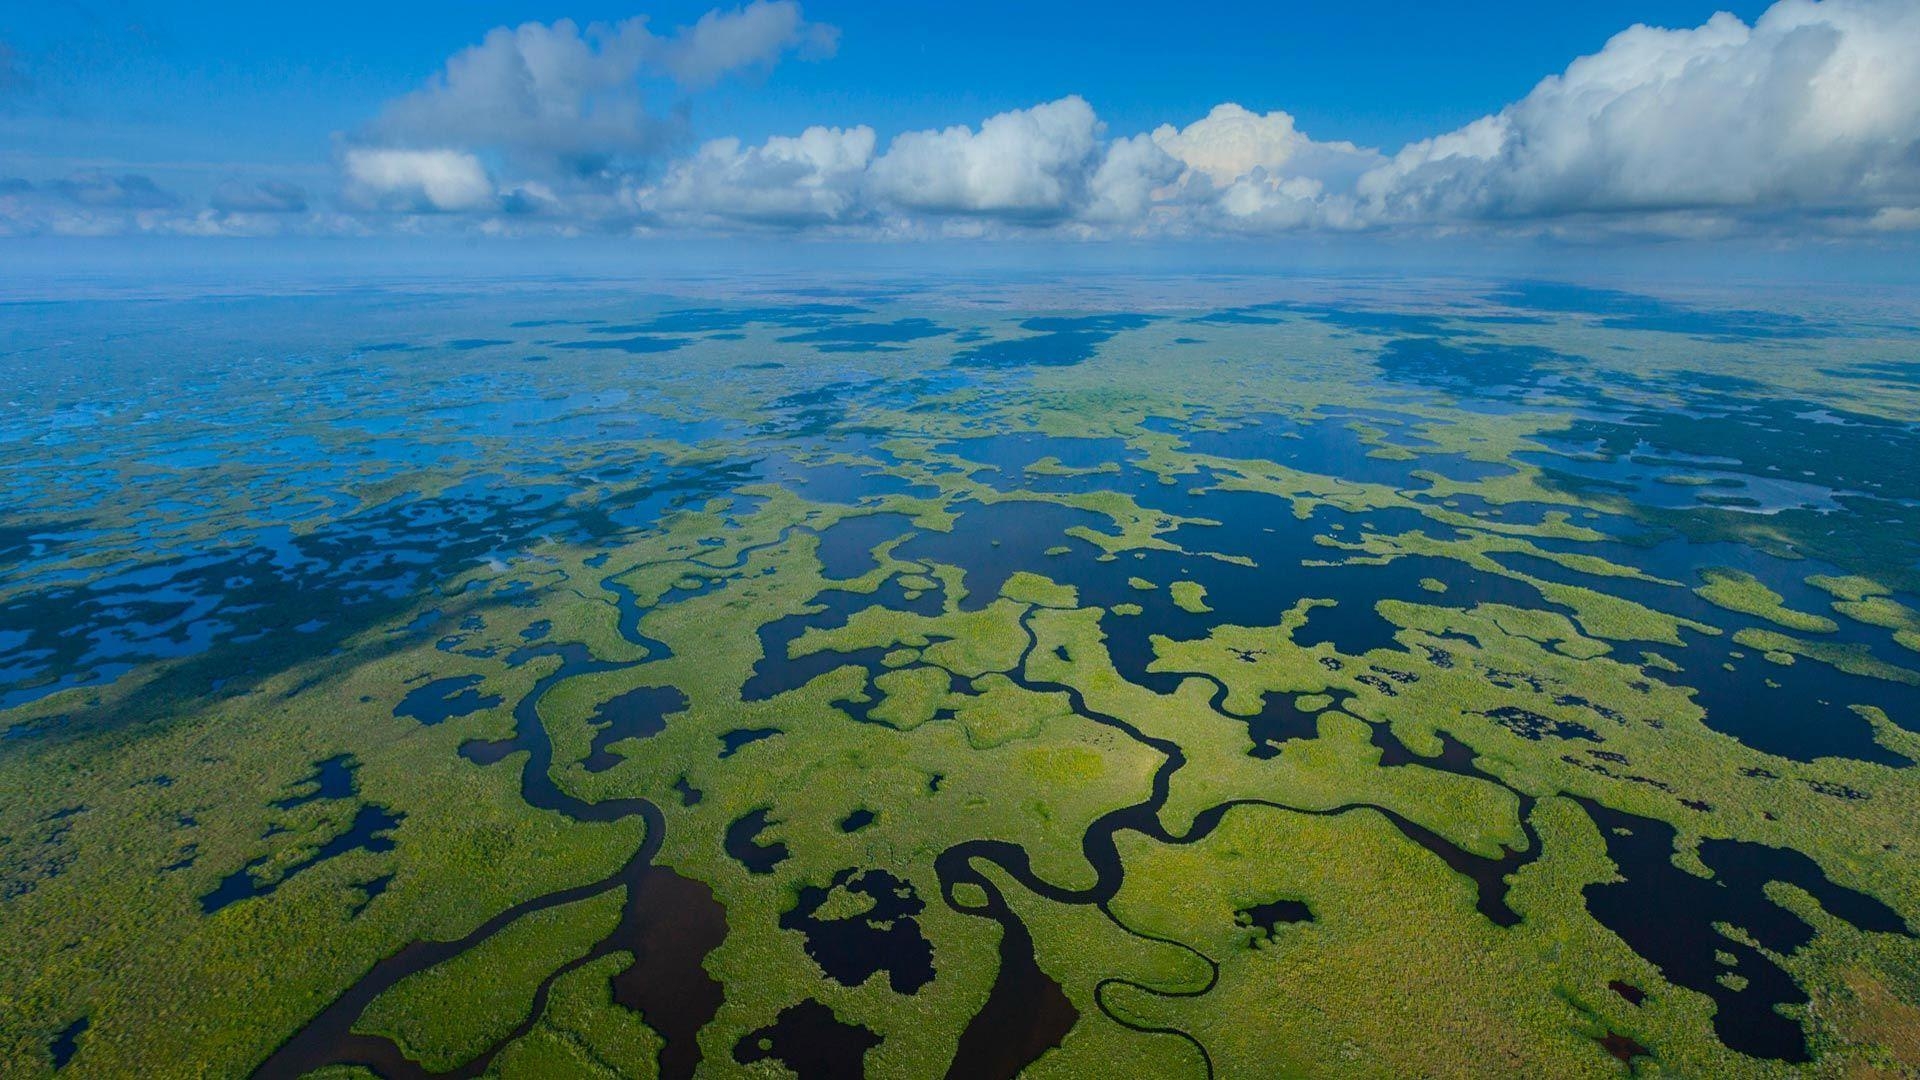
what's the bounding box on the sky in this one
[2,0,1917,247]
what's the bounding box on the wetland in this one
[3,271,1920,1078]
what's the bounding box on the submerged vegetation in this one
[2,273,1919,1077]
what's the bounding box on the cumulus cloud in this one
[868,97,1104,222]
[372,19,668,177]
[849,98,1382,233]
[1130,104,1384,232]
[1209,173,1348,232]
[1083,133,1184,225]
[368,2,834,179]
[675,0,1920,237]
[26,0,1920,241]
[1152,104,1380,189]
[1356,0,1920,226]
[647,125,875,226]
[343,148,496,212]
[657,1,838,87]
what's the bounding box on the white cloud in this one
[1210,173,1351,232]
[868,96,1104,221]
[368,3,834,178]
[1356,0,1920,225]
[370,19,668,178]
[26,0,1920,242]
[1128,103,1383,232]
[1867,207,1920,232]
[343,148,496,212]
[658,1,838,87]
[1151,104,1379,189]
[647,125,875,227]
[1082,133,1185,226]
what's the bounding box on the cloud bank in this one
[649,124,875,228]
[363,3,829,176]
[5,0,1917,241]
[349,0,837,206]
[1358,0,1920,229]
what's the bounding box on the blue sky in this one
[2,0,1915,245]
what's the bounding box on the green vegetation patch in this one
[355,887,626,1071]
[1732,628,1920,686]
[1695,568,1838,633]
[1169,580,1211,613]
[488,953,663,1077]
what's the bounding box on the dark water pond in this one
[1581,798,1906,1061]
[733,999,883,1078]
[781,868,936,994]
